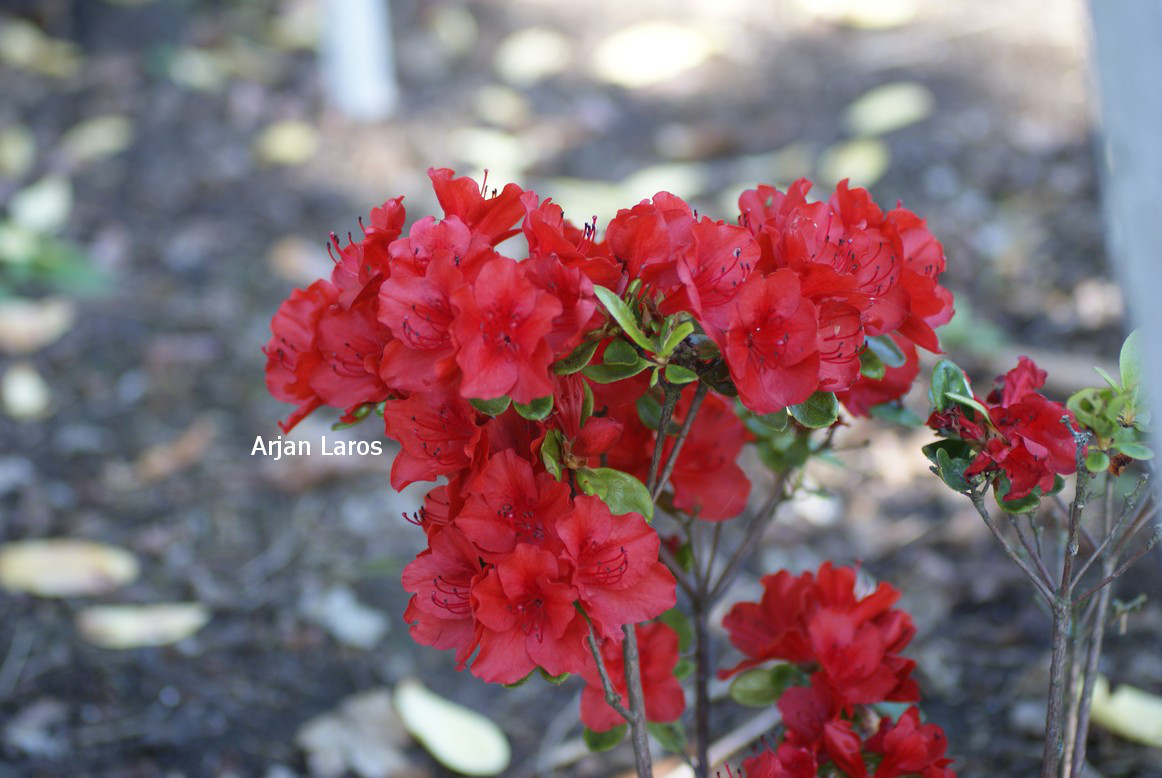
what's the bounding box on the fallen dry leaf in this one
[394,679,510,776]
[0,297,75,355]
[296,688,416,778]
[254,121,319,166]
[0,539,139,597]
[2,362,51,420]
[1091,675,1162,749]
[134,417,216,484]
[77,603,210,649]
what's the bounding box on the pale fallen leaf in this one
[2,362,51,420]
[0,125,37,179]
[0,19,83,78]
[0,297,75,355]
[0,539,139,597]
[430,4,478,58]
[474,84,532,129]
[8,176,73,234]
[134,417,216,484]
[493,27,572,86]
[254,121,319,166]
[394,679,511,776]
[300,585,389,650]
[1091,675,1162,749]
[843,82,934,137]
[268,235,333,284]
[168,46,228,92]
[296,688,414,778]
[818,138,891,189]
[60,115,134,165]
[591,22,714,89]
[77,603,210,649]
[795,0,920,29]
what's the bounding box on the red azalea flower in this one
[378,254,463,392]
[404,482,464,539]
[526,253,598,356]
[400,526,485,669]
[264,279,339,432]
[664,392,752,521]
[329,197,406,298]
[660,217,757,335]
[866,707,956,778]
[720,269,821,415]
[719,568,816,677]
[451,257,562,403]
[887,207,954,352]
[471,544,589,683]
[816,300,866,393]
[309,282,393,410]
[741,744,819,778]
[455,449,571,557]
[382,389,486,490]
[579,621,685,732]
[605,194,694,283]
[550,374,623,460]
[385,214,494,281]
[837,334,920,417]
[428,167,526,246]
[557,495,676,639]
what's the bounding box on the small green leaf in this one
[575,467,654,520]
[664,363,698,384]
[594,286,653,351]
[929,359,973,412]
[859,348,886,381]
[659,320,695,357]
[541,429,563,480]
[554,339,601,374]
[866,334,906,368]
[1115,441,1154,461]
[994,476,1043,514]
[673,658,694,680]
[755,408,789,432]
[657,608,692,652]
[503,670,534,688]
[945,391,992,421]
[514,395,553,421]
[539,668,569,685]
[1120,329,1143,395]
[934,446,970,492]
[789,392,839,429]
[331,403,374,430]
[649,367,660,387]
[470,396,511,416]
[647,721,686,754]
[1086,450,1111,473]
[604,339,640,366]
[583,360,650,383]
[583,724,627,752]
[1094,366,1121,391]
[581,379,594,426]
[729,664,804,707]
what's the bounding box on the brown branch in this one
[585,621,633,722]
[1075,525,1162,605]
[621,624,653,777]
[653,382,709,501]
[1070,560,1114,778]
[1014,514,1056,591]
[968,488,1054,604]
[709,477,791,601]
[647,381,682,494]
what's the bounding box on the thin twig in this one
[1070,559,1114,778]
[1075,526,1162,605]
[653,382,709,501]
[658,538,698,599]
[703,522,724,590]
[621,624,654,778]
[968,488,1054,604]
[709,477,790,601]
[647,381,682,494]
[585,621,633,722]
[1014,514,1056,590]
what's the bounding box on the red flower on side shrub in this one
[579,621,685,732]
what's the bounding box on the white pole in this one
[321,0,399,121]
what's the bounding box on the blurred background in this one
[0,0,1158,776]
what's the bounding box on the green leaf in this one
[788,392,839,429]
[868,402,922,427]
[866,334,907,368]
[755,408,790,432]
[583,360,649,384]
[659,320,695,357]
[470,396,511,416]
[1094,366,1121,391]
[673,658,694,680]
[583,724,627,752]
[647,721,686,754]
[539,668,569,685]
[541,429,563,480]
[994,476,1043,514]
[1086,450,1111,474]
[675,541,694,572]
[929,359,973,412]
[934,446,970,492]
[649,367,660,387]
[514,395,554,421]
[1115,441,1154,461]
[1120,329,1143,395]
[945,392,993,421]
[553,339,601,374]
[657,608,692,652]
[594,286,653,351]
[664,363,698,384]
[503,670,534,688]
[859,348,886,381]
[581,379,594,426]
[575,467,654,520]
[331,402,374,430]
[729,664,804,707]
[604,338,640,366]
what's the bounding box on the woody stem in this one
[584,620,634,722]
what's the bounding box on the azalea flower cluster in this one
[927,357,1077,501]
[262,167,953,739]
[720,563,955,777]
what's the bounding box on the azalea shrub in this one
[263,166,967,776]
